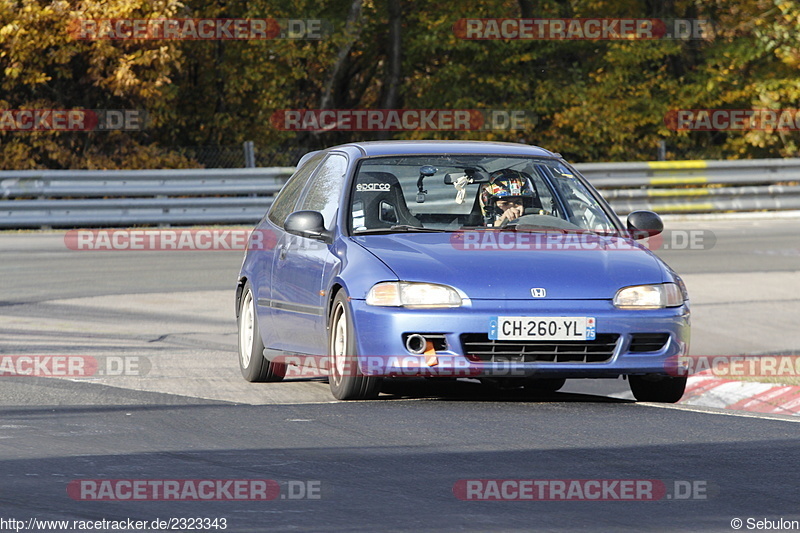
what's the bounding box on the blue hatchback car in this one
[236,141,690,401]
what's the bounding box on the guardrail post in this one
[40,178,50,230]
[244,141,256,168]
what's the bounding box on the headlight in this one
[613,283,684,309]
[366,282,462,308]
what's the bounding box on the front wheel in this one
[238,282,286,382]
[328,292,381,400]
[628,374,686,403]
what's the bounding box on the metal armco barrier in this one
[0,168,294,228]
[580,158,800,215]
[1,159,798,228]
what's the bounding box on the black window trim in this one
[295,151,350,232]
[266,150,328,228]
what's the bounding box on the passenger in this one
[479,169,539,226]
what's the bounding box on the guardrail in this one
[581,158,800,214]
[1,159,798,228]
[0,168,294,228]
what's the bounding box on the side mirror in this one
[284,211,332,243]
[627,210,663,239]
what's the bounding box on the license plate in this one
[489,317,596,341]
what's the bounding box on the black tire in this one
[328,291,381,400]
[524,378,567,394]
[237,282,286,382]
[628,374,686,403]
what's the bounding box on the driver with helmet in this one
[479,169,539,227]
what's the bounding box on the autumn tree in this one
[4,0,800,168]
[0,0,190,168]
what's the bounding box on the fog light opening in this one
[405,334,427,354]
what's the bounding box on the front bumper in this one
[349,298,690,379]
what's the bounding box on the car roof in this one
[323,140,560,158]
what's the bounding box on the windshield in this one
[350,155,618,234]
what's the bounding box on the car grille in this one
[628,333,670,353]
[460,333,620,363]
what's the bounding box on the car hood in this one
[350,231,669,300]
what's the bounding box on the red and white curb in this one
[679,373,800,416]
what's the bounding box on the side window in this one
[545,164,615,232]
[268,152,326,227]
[298,154,348,229]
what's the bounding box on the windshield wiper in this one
[460,224,592,235]
[354,225,451,235]
[507,224,589,234]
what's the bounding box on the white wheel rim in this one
[240,290,255,368]
[331,303,347,384]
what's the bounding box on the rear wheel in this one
[328,291,381,400]
[238,282,286,382]
[628,374,686,403]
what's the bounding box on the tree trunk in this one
[380,0,402,110]
[320,0,364,110]
[518,0,535,18]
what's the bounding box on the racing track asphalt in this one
[0,217,799,531]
